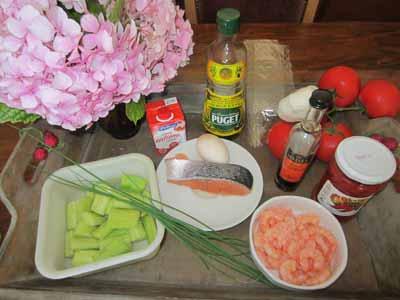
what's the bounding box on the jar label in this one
[202,88,245,136]
[317,180,373,216]
[207,60,245,85]
[279,148,312,183]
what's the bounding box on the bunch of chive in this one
[22,127,271,285]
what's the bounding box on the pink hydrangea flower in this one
[0,0,194,130]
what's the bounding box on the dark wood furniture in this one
[316,0,400,22]
[184,0,308,23]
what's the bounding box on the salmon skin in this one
[165,159,253,196]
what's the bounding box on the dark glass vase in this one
[99,103,142,139]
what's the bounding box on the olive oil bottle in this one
[202,8,247,137]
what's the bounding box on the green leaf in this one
[57,1,83,22]
[125,97,145,125]
[0,103,40,124]
[108,0,124,23]
[87,0,106,16]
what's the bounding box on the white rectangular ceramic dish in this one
[35,153,165,279]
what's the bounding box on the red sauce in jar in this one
[312,136,396,221]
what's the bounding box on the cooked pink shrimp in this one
[279,260,306,285]
[254,207,337,286]
[297,214,320,226]
[305,267,331,285]
[266,254,286,269]
[255,247,270,267]
[318,227,337,248]
[287,240,302,258]
[315,227,337,260]
[253,228,266,248]
[258,207,294,231]
[313,252,327,271]
[315,234,330,256]
[263,238,284,260]
[298,243,324,272]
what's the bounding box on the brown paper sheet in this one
[244,39,294,147]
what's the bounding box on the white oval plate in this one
[157,138,263,231]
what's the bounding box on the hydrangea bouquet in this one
[0,0,193,130]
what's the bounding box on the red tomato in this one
[316,122,352,162]
[318,66,361,107]
[359,80,400,118]
[266,121,293,159]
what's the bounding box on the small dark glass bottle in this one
[275,89,333,191]
[99,103,142,139]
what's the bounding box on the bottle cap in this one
[309,89,333,110]
[335,136,396,185]
[217,8,240,36]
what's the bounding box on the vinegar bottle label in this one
[203,89,245,136]
[203,60,245,137]
[207,60,245,86]
[279,148,312,183]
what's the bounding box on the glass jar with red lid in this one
[312,136,396,220]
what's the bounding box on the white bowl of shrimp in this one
[249,195,348,291]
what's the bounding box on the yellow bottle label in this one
[207,60,245,86]
[202,88,245,136]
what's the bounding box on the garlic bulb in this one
[277,85,318,122]
[197,134,229,163]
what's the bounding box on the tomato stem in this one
[327,104,365,120]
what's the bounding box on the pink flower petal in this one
[68,49,81,63]
[102,61,118,75]
[175,30,191,49]
[35,0,52,11]
[86,77,99,92]
[81,14,99,33]
[53,35,75,53]
[20,94,38,109]
[47,6,67,29]
[29,57,46,73]
[72,0,87,13]
[6,18,27,38]
[53,71,73,90]
[129,21,137,38]
[45,51,64,67]
[18,5,40,23]
[36,87,61,107]
[27,15,55,43]
[136,0,149,11]
[102,78,118,91]
[61,18,81,37]
[3,36,23,52]
[8,82,28,98]
[97,30,113,53]
[82,34,97,50]
[46,113,62,126]
[118,80,132,95]
[93,71,104,82]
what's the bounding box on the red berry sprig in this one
[370,134,399,152]
[31,130,60,162]
[33,147,48,162]
[43,130,59,148]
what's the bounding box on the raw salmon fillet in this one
[165,158,253,196]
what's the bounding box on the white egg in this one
[197,134,229,163]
